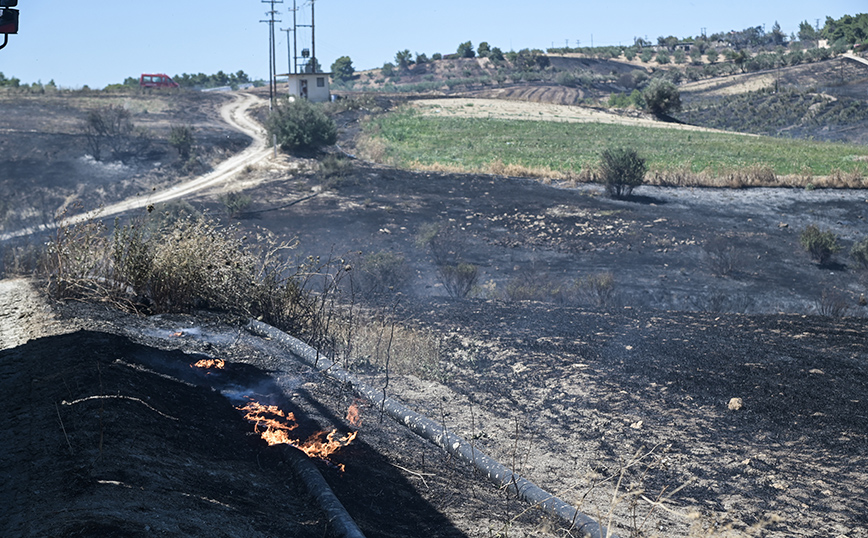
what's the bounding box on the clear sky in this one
[0,1,863,88]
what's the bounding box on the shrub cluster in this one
[40,211,316,337]
[266,98,337,153]
[799,224,842,265]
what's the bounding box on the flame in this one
[237,400,358,471]
[172,331,184,337]
[191,358,225,370]
[346,402,362,427]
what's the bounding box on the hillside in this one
[2,64,868,537]
[338,50,868,143]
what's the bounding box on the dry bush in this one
[821,167,867,188]
[703,237,740,277]
[41,211,319,338]
[219,191,253,218]
[355,132,389,163]
[816,288,851,317]
[331,312,442,379]
[355,250,411,299]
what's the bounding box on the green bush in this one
[643,78,681,116]
[850,237,868,269]
[266,98,337,153]
[598,148,647,198]
[169,125,195,160]
[799,224,842,265]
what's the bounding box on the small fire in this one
[191,358,225,370]
[171,331,184,337]
[237,400,358,471]
[346,402,362,428]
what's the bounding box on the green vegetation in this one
[642,79,681,116]
[330,56,355,83]
[168,125,195,160]
[598,148,647,198]
[457,41,475,58]
[799,224,842,265]
[266,98,337,153]
[172,70,252,89]
[363,108,868,180]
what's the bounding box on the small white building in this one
[282,73,331,103]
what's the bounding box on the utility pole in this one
[295,0,314,72]
[280,27,293,80]
[260,0,282,109]
[311,0,316,72]
[292,0,298,73]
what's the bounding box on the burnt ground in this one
[1,91,868,537]
[0,90,250,233]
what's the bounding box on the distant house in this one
[673,42,694,52]
[281,73,331,103]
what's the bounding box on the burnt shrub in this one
[416,222,478,299]
[82,105,149,162]
[849,237,868,270]
[704,237,740,277]
[799,224,842,265]
[598,148,647,198]
[357,250,410,298]
[437,263,479,299]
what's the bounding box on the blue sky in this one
[0,1,862,88]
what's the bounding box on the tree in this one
[488,47,505,62]
[381,62,396,77]
[457,41,475,58]
[477,41,491,57]
[598,148,647,198]
[266,98,336,153]
[330,56,355,83]
[169,125,195,160]
[706,49,719,64]
[395,49,413,71]
[642,78,681,116]
[798,20,818,42]
[770,21,786,46]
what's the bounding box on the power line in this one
[260,0,282,108]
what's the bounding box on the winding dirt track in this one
[0,92,270,242]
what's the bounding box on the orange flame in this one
[346,402,362,427]
[191,358,225,370]
[237,400,357,471]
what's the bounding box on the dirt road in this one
[0,92,271,242]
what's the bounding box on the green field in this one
[364,108,868,181]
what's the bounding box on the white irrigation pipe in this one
[246,319,619,538]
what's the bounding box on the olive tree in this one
[598,148,647,198]
[642,78,681,116]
